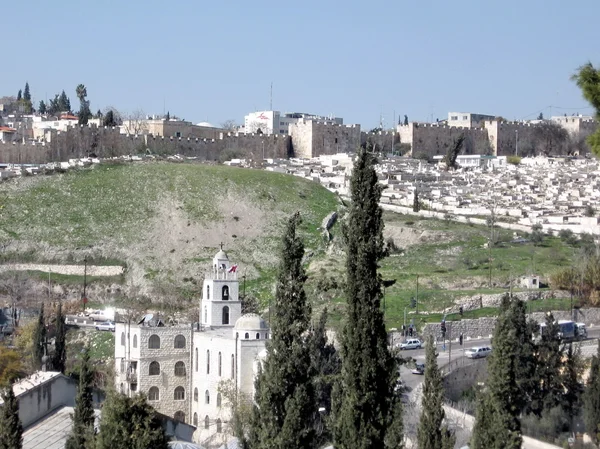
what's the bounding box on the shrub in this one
[507,155,522,165]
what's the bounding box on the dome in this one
[234,313,268,331]
[214,249,229,260]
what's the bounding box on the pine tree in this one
[413,189,420,213]
[32,303,46,370]
[251,213,317,449]
[23,83,31,102]
[471,391,498,449]
[403,115,408,126]
[0,385,23,449]
[38,100,46,115]
[58,90,71,113]
[103,110,116,127]
[95,393,168,449]
[485,298,522,449]
[52,302,66,373]
[65,346,95,449]
[418,335,450,449]
[333,146,398,449]
[16,90,22,102]
[535,312,563,413]
[584,342,600,445]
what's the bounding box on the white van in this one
[465,346,492,359]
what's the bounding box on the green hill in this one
[0,162,340,304]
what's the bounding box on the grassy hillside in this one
[0,162,340,303]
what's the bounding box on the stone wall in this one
[0,125,291,164]
[443,359,489,403]
[289,120,361,158]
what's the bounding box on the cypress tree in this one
[32,303,46,370]
[23,83,31,102]
[485,298,522,449]
[38,100,46,115]
[535,312,563,413]
[251,213,317,449]
[65,347,95,449]
[16,90,22,102]
[417,335,451,449]
[471,391,498,449]
[333,147,398,449]
[95,393,168,449]
[0,385,23,449]
[562,343,583,428]
[58,90,71,113]
[584,342,600,445]
[412,189,420,213]
[52,302,67,373]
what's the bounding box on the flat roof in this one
[0,372,62,405]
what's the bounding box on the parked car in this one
[95,321,115,332]
[412,362,425,375]
[399,339,422,350]
[465,346,491,359]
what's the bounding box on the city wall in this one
[0,125,291,164]
[397,123,491,158]
[290,121,362,158]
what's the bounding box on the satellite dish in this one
[137,313,154,325]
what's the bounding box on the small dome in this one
[234,313,268,331]
[215,249,229,260]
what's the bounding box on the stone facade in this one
[289,119,361,158]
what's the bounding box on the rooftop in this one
[0,372,62,405]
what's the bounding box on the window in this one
[174,411,185,422]
[174,361,186,377]
[120,359,125,373]
[463,115,468,120]
[206,350,210,374]
[206,285,210,300]
[244,333,249,339]
[193,413,198,427]
[174,335,186,349]
[231,354,235,379]
[205,390,210,404]
[149,361,160,376]
[148,387,159,401]
[194,388,198,401]
[216,418,222,433]
[217,392,222,407]
[222,285,229,300]
[256,333,260,340]
[174,386,185,400]
[133,335,137,348]
[335,138,338,144]
[204,416,209,429]
[204,306,207,323]
[120,332,125,346]
[451,116,458,121]
[222,306,230,325]
[218,352,222,376]
[148,335,160,349]
[175,132,181,138]
[195,348,198,372]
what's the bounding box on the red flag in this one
[228,265,238,273]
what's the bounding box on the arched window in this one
[244,333,249,339]
[148,387,159,401]
[205,390,210,404]
[206,285,210,300]
[194,388,198,402]
[149,361,160,376]
[222,285,229,300]
[174,411,185,423]
[256,332,260,340]
[195,348,198,372]
[174,386,185,401]
[174,361,186,377]
[193,413,198,427]
[204,306,207,323]
[148,335,160,349]
[222,306,230,325]
[231,354,235,379]
[120,332,125,346]
[206,350,210,374]
[133,335,138,348]
[218,352,222,376]
[216,418,222,433]
[120,359,125,373]
[174,335,186,349]
[217,392,222,407]
[204,416,209,429]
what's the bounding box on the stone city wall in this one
[290,121,361,158]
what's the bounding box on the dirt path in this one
[0,263,124,277]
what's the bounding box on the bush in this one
[507,155,522,165]
[558,229,579,246]
[531,223,545,246]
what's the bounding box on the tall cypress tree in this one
[23,83,31,102]
[251,213,317,449]
[418,335,452,449]
[32,303,46,370]
[535,312,563,413]
[52,302,67,373]
[562,343,583,428]
[584,342,600,445]
[65,347,95,449]
[412,189,420,213]
[471,391,499,449]
[333,147,398,449]
[0,385,23,449]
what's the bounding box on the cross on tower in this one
[219,242,224,250]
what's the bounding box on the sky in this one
[3,0,600,129]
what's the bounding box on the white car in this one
[399,339,422,350]
[465,346,491,359]
[95,321,116,332]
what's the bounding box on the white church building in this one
[114,248,269,446]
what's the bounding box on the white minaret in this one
[200,245,242,328]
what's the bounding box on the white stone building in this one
[244,110,343,135]
[115,249,268,446]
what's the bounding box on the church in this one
[114,248,269,446]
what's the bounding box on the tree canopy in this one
[572,62,600,157]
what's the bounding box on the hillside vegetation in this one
[0,162,339,303]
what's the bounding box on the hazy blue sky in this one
[4,0,599,128]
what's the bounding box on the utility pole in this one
[448,322,452,366]
[270,82,273,111]
[82,257,88,312]
[415,274,419,314]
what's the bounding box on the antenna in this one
[270,82,273,111]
